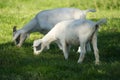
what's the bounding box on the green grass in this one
[0,0,120,80]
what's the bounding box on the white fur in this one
[13,8,96,47]
[33,19,106,64]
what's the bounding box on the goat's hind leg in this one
[92,33,100,65]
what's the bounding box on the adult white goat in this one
[13,8,96,47]
[33,18,106,64]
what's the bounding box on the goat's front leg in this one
[61,41,69,60]
[78,42,86,63]
[56,40,62,50]
[92,33,100,65]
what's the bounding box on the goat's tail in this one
[91,18,107,39]
[85,9,96,13]
[96,18,107,25]
[94,18,107,32]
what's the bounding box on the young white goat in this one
[33,19,106,64]
[13,8,96,47]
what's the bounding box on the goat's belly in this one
[66,37,80,45]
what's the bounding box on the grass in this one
[0,0,120,80]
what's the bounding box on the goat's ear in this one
[13,26,17,32]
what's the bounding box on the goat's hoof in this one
[95,61,100,65]
[64,55,68,60]
[77,60,82,64]
[16,45,21,48]
[64,57,68,60]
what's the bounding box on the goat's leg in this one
[61,41,69,60]
[78,42,86,63]
[92,33,100,65]
[56,41,62,50]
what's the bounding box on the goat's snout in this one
[33,47,41,55]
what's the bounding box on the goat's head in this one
[13,26,20,46]
[33,39,43,55]
[13,26,29,47]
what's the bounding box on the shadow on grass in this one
[0,31,120,62]
[0,31,120,80]
[98,31,120,62]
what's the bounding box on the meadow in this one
[0,0,120,80]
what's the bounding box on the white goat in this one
[13,8,96,47]
[33,18,106,64]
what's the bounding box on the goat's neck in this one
[21,18,39,33]
[42,33,56,45]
